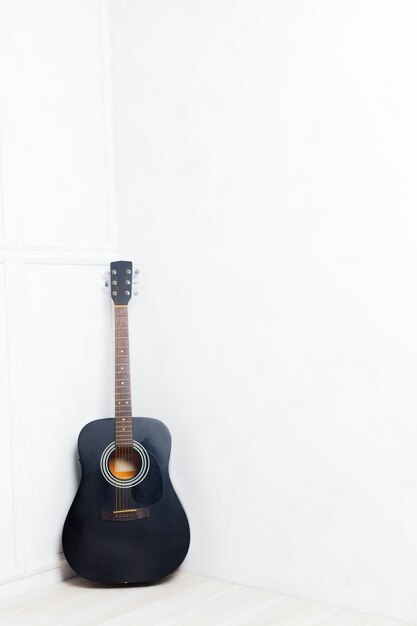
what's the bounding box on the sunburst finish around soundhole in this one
[108,449,142,480]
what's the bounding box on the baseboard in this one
[0,559,75,601]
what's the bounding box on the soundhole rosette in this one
[100,440,150,488]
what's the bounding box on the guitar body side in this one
[62,417,190,583]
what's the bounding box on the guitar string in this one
[115,307,119,514]
[120,307,123,512]
[125,308,132,510]
[123,307,132,511]
[114,305,137,512]
[114,306,117,514]
[121,307,128,511]
[121,309,129,509]
[117,309,123,512]
[126,309,134,511]
[118,305,121,513]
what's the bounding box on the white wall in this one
[0,0,118,596]
[110,1,417,623]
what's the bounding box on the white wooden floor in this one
[0,571,411,626]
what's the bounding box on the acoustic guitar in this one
[62,260,190,583]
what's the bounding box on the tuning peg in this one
[134,269,139,276]
[133,290,138,296]
[104,280,110,287]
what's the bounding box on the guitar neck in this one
[114,305,133,447]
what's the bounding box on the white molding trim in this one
[1,243,119,253]
[1,0,118,252]
[0,259,25,582]
[22,257,117,574]
[0,254,120,586]
[0,560,75,601]
[23,255,118,266]
[0,566,26,587]
[31,554,68,576]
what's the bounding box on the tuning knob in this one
[104,280,109,287]
[134,269,139,276]
[133,290,138,296]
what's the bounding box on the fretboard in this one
[114,306,133,447]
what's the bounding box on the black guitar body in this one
[62,417,190,584]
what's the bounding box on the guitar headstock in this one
[104,260,139,305]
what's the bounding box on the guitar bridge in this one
[101,507,150,522]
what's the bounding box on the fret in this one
[114,306,133,448]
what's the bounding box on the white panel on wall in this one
[0,263,18,577]
[11,0,111,249]
[24,262,114,569]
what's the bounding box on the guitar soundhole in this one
[108,449,142,481]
